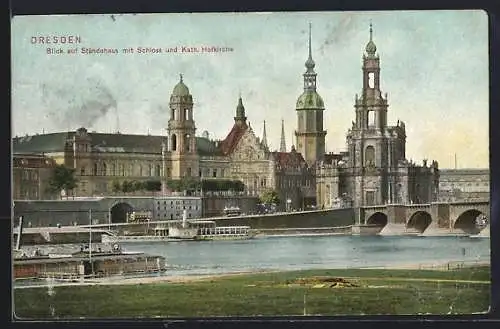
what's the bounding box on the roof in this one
[296,91,325,110]
[271,150,308,169]
[219,123,248,156]
[13,131,222,156]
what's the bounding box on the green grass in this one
[14,266,491,319]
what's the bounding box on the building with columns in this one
[314,24,440,208]
[13,76,315,211]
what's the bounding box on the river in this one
[120,235,490,276]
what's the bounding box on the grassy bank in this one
[14,266,490,318]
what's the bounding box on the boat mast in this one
[182,209,187,228]
[89,209,93,275]
[15,216,24,251]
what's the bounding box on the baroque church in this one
[314,24,440,208]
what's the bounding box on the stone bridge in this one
[360,200,490,235]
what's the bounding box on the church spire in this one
[262,120,268,149]
[280,119,286,152]
[365,21,377,57]
[303,23,317,92]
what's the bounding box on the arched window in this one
[368,111,375,127]
[171,108,176,120]
[155,164,161,177]
[149,164,153,176]
[365,146,375,167]
[368,72,375,88]
[139,165,143,177]
[101,163,107,176]
[185,134,191,152]
[80,167,85,176]
[184,108,190,121]
[171,134,177,151]
[93,163,98,176]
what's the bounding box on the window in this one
[171,108,177,120]
[365,146,375,167]
[139,165,143,176]
[149,164,153,176]
[111,163,116,176]
[221,169,225,178]
[368,111,375,127]
[120,164,125,176]
[101,163,107,176]
[93,163,98,176]
[128,164,134,176]
[368,72,375,88]
[155,164,161,177]
[184,108,190,120]
[187,167,192,177]
[213,169,217,178]
[171,134,177,151]
[185,134,191,152]
[80,167,85,176]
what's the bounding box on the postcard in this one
[11,10,490,319]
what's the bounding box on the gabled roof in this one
[219,123,248,156]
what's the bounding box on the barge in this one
[13,244,166,280]
[13,215,166,281]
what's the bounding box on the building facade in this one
[13,78,314,212]
[438,169,490,202]
[13,153,58,200]
[315,24,440,208]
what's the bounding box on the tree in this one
[122,180,134,193]
[145,180,162,192]
[47,164,78,199]
[259,189,280,205]
[112,180,121,193]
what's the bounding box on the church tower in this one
[295,23,327,167]
[347,23,392,207]
[167,74,199,179]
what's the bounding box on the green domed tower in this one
[295,23,327,167]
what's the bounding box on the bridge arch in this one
[453,209,487,235]
[406,211,432,233]
[366,212,388,227]
[110,202,134,224]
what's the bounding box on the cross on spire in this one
[369,20,373,41]
[180,73,183,82]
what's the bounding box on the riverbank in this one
[14,264,490,318]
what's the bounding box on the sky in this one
[11,10,489,169]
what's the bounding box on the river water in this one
[120,235,491,276]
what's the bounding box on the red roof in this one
[271,151,307,170]
[219,123,248,155]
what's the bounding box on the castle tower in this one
[167,74,199,179]
[295,23,327,166]
[280,119,286,152]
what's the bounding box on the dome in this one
[172,75,190,96]
[365,40,377,55]
[296,91,325,110]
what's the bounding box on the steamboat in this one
[101,210,253,244]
